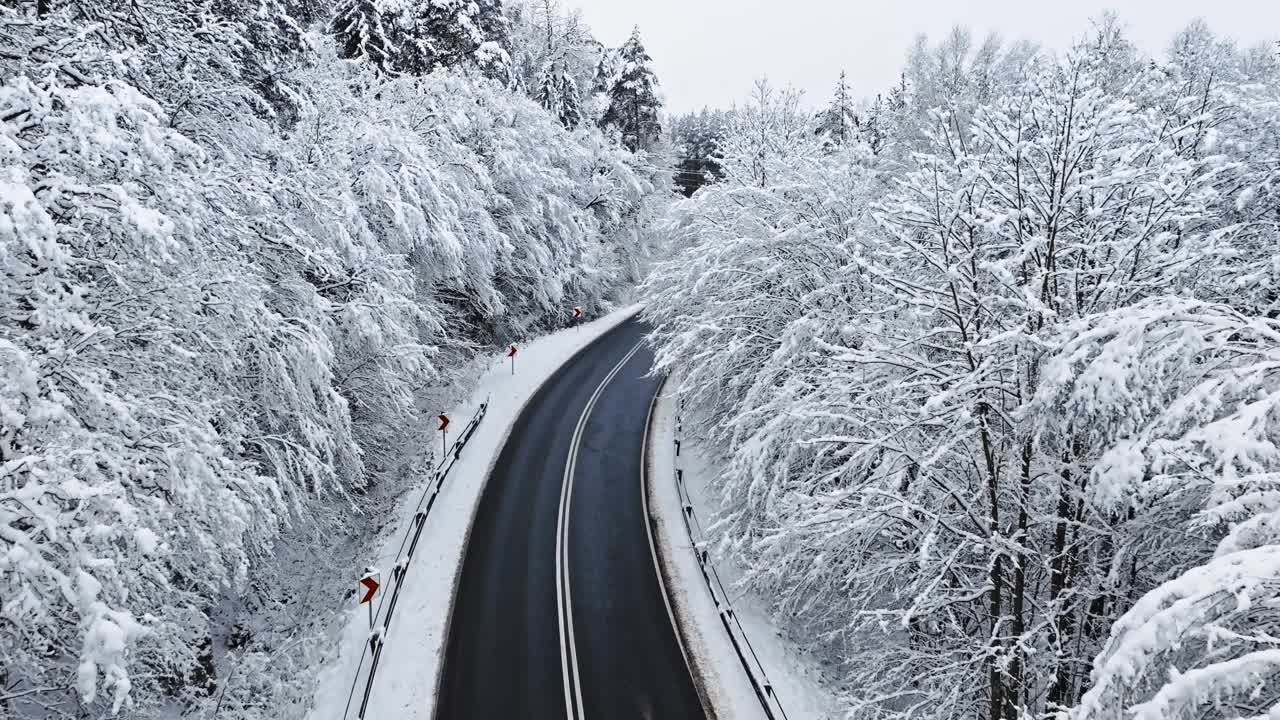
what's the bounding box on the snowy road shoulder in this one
[307,305,641,720]
[645,382,843,720]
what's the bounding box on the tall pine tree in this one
[672,108,726,195]
[600,27,662,152]
[397,0,512,80]
[862,93,889,153]
[331,0,396,76]
[538,60,583,128]
[817,70,857,147]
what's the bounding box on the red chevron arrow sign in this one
[359,574,379,604]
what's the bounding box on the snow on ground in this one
[308,305,640,720]
[647,382,843,720]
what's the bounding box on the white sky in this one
[567,0,1280,112]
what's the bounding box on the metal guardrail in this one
[341,398,490,720]
[671,399,791,720]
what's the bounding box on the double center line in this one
[554,341,645,720]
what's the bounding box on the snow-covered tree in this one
[505,0,601,110]
[817,70,857,147]
[718,79,824,188]
[332,0,397,75]
[1052,300,1280,720]
[538,59,583,127]
[670,108,727,195]
[643,16,1280,720]
[396,0,513,80]
[0,1,671,716]
[599,26,662,152]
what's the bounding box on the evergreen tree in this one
[587,45,621,121]
[672,108,726,195]
[507,0,600,102]
[592,45,621,95]
[397,0,512,80]
[817,70,857,147]
[240,0,307,122]
[862,93,889,153]
[331,0,396,76]
[600,26,662,152]
[538,60,583,128]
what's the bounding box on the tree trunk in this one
[1046,457,1076,710]
[980,419,1005,720]
[1006,440,1033,720]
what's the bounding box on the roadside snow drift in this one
[646,383,841,720]
[310,305,640,720]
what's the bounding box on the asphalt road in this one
[435,317,706,720]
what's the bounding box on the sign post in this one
[507,344,518,375]
[437,414,450,459]
[573,306,582,330]
[359,568,381,631]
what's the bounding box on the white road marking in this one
[556,340,644,720]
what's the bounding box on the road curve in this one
[435,317,706,720]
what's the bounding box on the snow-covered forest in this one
[0,0,669,716]
[648,17,1280,720]
[7,0,1280,717]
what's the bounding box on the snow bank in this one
[309,305,640,720]
[646,382,841,720]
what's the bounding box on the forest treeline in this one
[649,18,1280,720]
[0,0,669,716]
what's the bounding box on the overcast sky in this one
[567,0,1280,112]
